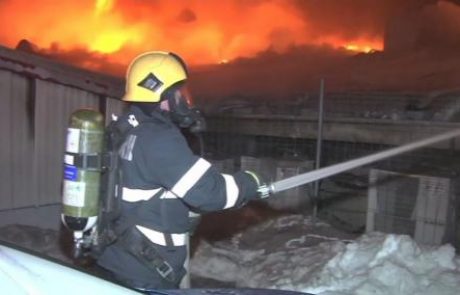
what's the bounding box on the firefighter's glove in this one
[245,171,273,199]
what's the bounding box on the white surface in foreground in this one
[191,215,460,295]
[0,244,138,295]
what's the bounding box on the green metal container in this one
[62,109,104,231]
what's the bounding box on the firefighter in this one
[95,51,270,291]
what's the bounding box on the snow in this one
[190,214,460,295]
[302,233,460,295]
[1,211,459,295]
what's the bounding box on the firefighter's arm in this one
[141,129,263,212]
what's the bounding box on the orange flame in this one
[0,0,384,72]
[342,40,383,53]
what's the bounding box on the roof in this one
[0,45,124,98]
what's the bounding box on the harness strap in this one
[90,118,132,258]
[65,153,102,170]
[133,225,186,247]
[119,226,185,284]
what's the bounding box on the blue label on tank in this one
[64,164,78,181]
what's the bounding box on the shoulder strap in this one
[91,118,133,256]
[100,119,130,217]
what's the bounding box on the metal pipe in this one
[313,79,325,217]
[271,128,460,194]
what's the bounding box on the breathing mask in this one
[163,85,206,133]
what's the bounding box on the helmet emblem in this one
[137,73,164,92]
[128,114,139,127]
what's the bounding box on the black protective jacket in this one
[97,105,259,289]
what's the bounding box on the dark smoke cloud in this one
[190,41,460,105]
[290,0,392,39]
[288,0,460,43]
[177,8,197,23]
[189,44,361,102]
[417,1,460,50]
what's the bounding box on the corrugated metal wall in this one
[0,69,125,211]
[34,79,100,206]
[0,70,29,210]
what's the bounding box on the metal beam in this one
[205,115,460,149]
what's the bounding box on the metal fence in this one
[197,88,460,248]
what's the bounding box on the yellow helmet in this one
[122,51,188,103]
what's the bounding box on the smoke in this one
[418,1,460,50]
[189,44,356,102]
[290,0,391,40]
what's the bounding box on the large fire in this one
[0,0,384,73]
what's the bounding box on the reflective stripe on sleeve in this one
[169,158,211,198]
[136,225,187,247]
[122,187,163,202]
[222,174,239,209]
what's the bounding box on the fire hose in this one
[267,128,460,194]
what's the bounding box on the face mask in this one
[167,87,206,133]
